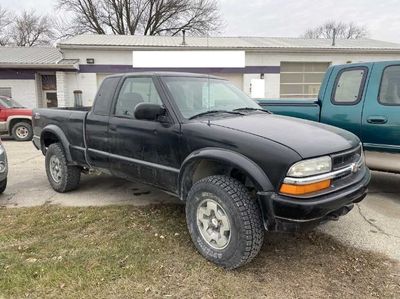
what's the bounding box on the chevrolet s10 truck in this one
[32,73,370,269]
[258,61,400,174]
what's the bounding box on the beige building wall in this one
[57,48,400,104]
[57,72,98,107]
[0,79,37,108]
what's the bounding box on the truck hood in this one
[204,113,359,158]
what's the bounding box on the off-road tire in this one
[186,175,264,269]
[11,122,33,141]
[45,143,81,193]
[0,178,7,193]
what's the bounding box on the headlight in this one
[281,156,332,196]
[287,156,332,178]
[0,161,6,173]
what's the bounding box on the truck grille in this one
[331,145,362,171]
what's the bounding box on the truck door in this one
[361,63,400,156]
[320,64,370,138]
[85,76,120,170]
[108,76,181,192]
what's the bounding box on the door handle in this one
[109,124,117,131]
[367,116,388,124]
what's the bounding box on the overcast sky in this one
[2,0,400,43]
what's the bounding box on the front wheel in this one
[186,175,264,269]
[45,143,81,193]
[12,122,33,141]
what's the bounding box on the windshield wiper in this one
[189,110,244,120]
[233,107,270,113]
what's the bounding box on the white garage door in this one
[280,62,330,98]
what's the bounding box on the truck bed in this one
[257,98,320,121]
[33,107,89,150]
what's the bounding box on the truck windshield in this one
[0,97,24,108]
[162,77,261,119]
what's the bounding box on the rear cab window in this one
[93,77,120,116]
[379,65,400,106]
[332,67,368,105]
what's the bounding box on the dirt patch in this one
[0,204,399,298]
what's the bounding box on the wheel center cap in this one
[211,218,219,228]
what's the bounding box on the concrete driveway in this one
[1,140,399,262]
[1,140,178,208]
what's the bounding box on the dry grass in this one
[0,205,399,298]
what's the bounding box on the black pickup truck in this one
[33,72,370,269]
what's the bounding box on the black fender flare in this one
[178,147,274,200]
[40,125,72,162]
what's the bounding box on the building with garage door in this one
[2,35,400,108]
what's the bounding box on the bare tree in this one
[0,5,12,46]
[57,0,222,37]
[8,10,55,47]
[303,21,368,39]
[53,16,90,40]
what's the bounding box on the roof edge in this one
[0,63,79,70]
[57,43,400,54]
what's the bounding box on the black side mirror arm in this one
[157,107,170,124]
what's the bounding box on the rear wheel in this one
[12,122,33,141]
[186,175,264,269]
[45,143,81,192]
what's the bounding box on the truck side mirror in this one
[134,103,166,121]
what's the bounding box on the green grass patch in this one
[0,205,398,298]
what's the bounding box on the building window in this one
[41,75,57,90]
[280,62,330,98]
[0,87,12,98]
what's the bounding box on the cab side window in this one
[332,68,367,104]
[115,77,162,117]
[379,65,400,106]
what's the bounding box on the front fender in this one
[178,147,274,199]
[40,125,72,162]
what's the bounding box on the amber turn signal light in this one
[280,179,331,195]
